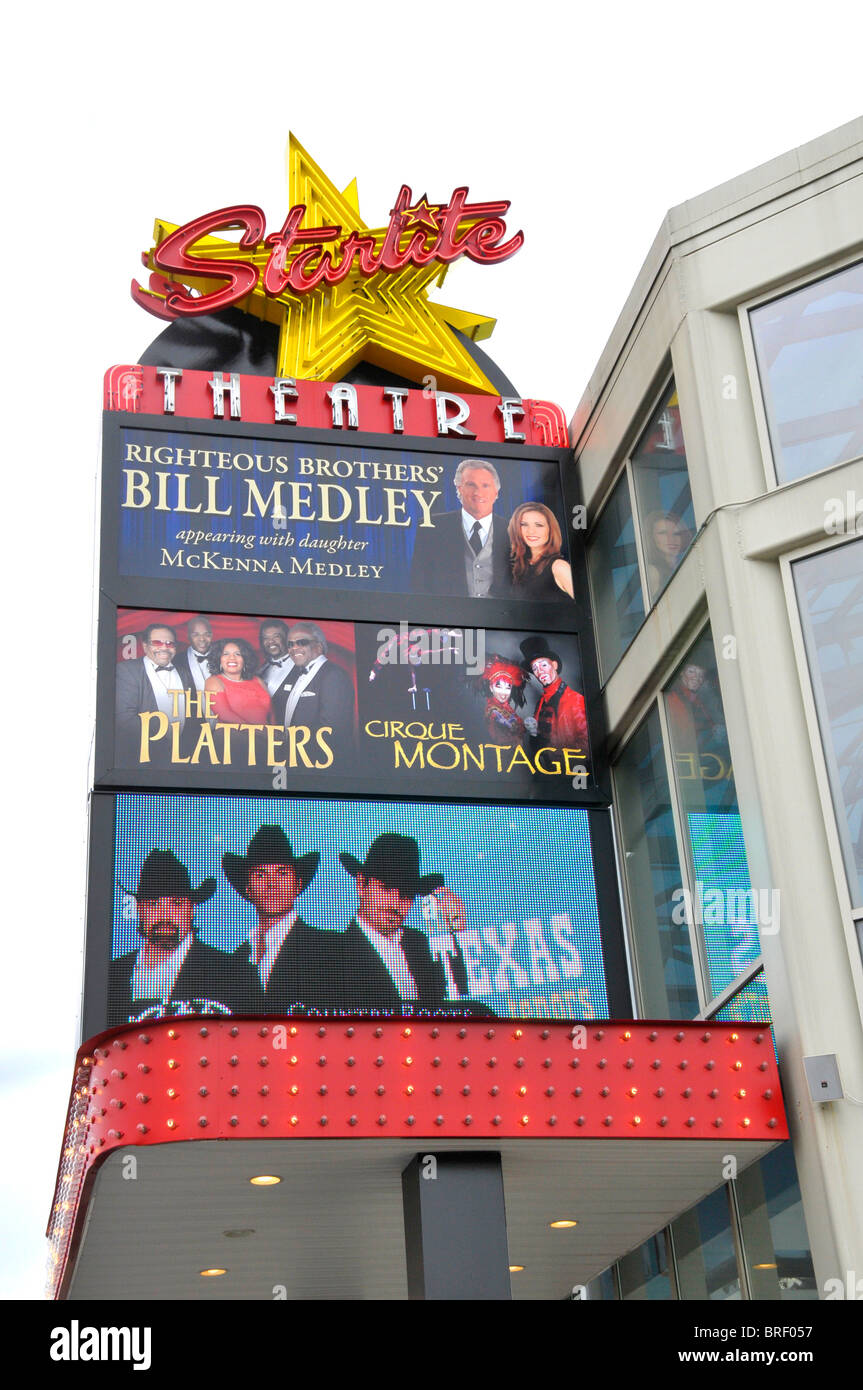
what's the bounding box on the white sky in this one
[1,0,860,1300]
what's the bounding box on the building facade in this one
[575,116,863,1298]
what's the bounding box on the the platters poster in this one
[114,427,576,605]
[106,608,593,802]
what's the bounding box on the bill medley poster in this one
[105,607,595,802]
[106,793,610,1026]
[112,427,576,606]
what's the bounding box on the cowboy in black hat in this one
[519,635,588,751]
[222,825,331,1013]
[324,833,491,1014]
[109,850,246,1025]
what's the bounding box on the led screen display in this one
[104,607,595,802]
[106,793,610,1026]
[112,426,576,606]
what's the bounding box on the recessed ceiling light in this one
[509,1264,525,1273]
[223,1229,256,1239]
[753,1262,777,1270]
[249,1174,281,1186]
[549,1220,578,1229]
[199,1268,226,1277]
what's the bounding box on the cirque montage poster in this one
[98,607,599,803]
[106,422,578,609]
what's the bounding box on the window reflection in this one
[664,630,762,1001]
[672,1186,741,1300]
[614,708,699,1018]
[793,537,863,908]
[737,1147,818,1300]
[751,261,863,483]
[587,473,645,678]
[631,385,695,604]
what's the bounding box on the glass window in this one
[631,383,695,605]
[736,1146,818,1300]
[792,537,863,909]
[671,1186,741,1300]
[619,1231,673,1300]
[614,707,699,1018]
[587,473,646,677]
[750,261,863,483]
[664,629,763,1002]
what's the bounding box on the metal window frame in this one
[738,253,863,491]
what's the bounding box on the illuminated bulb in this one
[167,1060,178,1070]
[402,1028,412,1037]
[730,1033,738,1041]
[737,1089,747,1098]
[742,1117,751,1127]
[622,1031,631,1040]
[249,1175,281,1186]
[513,1029,523,1039]
[199,1268,226,1277]
[509,1265,524,1273]
[167,1088,177,1098]
[404,1057,413,1066]
[290,1116,298,1126]
[632,1115,642,1126]
[405,1085,414,1096]
[289,1085,298,1095]
[518,1086,527,1096]
[520,1114,529,1126]
[168,1029,177,1039]
[733,1061,743,1070]
[628,1087,637,1097]
[166,1119,176,1129]
[290,1027,297,1036]
[289,1056,298,1066]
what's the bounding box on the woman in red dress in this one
[204,639,274,725]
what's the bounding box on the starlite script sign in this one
[131,135,524,395]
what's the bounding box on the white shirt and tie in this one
[263,656,294,696]
[283,654,327,725]
[354,914,419,1000]
[247,910,297,988]
[187,649,213,692]
[143,656,185,728]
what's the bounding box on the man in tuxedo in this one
[109,850,247,1024]
[258,619,294,722]
[409,459,512,598]
[115,622,194,766]
[185,615,215,693]
[280,622,355,762]
[222,824,331,1012]
[325,833,491,1015]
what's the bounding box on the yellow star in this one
[137,134,500,394]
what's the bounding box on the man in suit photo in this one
[280,622,355,761]
[258,619,295,721]
[114,621,194,766]
[222,824,332,1013]
[409,458,512,599]
[109,850,247,1024]
[325,833,492,1015]
[184,614,215,693]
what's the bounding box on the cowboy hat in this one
[339,833,444,898]
[222,824,319,899]
[120,849,216,905]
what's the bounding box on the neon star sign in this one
[131,135,524,395]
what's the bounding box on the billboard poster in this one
[97,793,611,1027]
[101,607,598,802]
[108,422,576,609]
